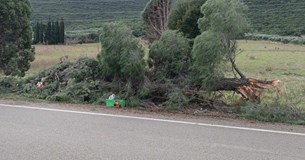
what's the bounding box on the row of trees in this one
[33,18,65,44]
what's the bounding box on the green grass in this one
[237,40,305,78]
[235,40,305,109]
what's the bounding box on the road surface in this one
[0,104,305,160]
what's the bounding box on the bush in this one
[244,33,305,45]
[67,57,102,82]
[240,102,305,125]
[0,76,22,93]
[164,89,189,110]
[149,30,192,80]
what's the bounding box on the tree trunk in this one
[213,78,281,101]
[143,0,172,41]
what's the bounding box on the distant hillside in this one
[244,0,305,36]
[30,0,150,30]
[30,0,305,35]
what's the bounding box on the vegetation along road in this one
[1,103,305,160]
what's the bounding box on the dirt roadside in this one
[0,98,304,134]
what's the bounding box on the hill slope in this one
[244,0,305,36]
[30,0,149,30]
[30,0,305,35]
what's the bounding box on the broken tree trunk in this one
[213,78,281,101]
[142,0,172,41]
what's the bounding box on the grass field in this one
[236,40,305,109]
[237,40,305,90]
[29,43,100,73]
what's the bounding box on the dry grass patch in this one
[30,43,100,73]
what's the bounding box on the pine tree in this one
[34,22,40,44]
[59,18,65,44]
[55,20,60,44]
[50,21,55,44]
[39,22,44,43]
[45,18,52,44]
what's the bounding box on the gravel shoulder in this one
[0,98,304,134]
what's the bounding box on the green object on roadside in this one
[106,99,126,108]
[106,99,115,107]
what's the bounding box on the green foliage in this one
[0,76,22,93]
[245,33,305,45]
[98,22,145,96]
[149,30,191,80]
[192,0,249,89]
[198,0,249,37]
[192,31,226,88]
[68,57,102,82]
[0,0,35,76]
[34,18,65,44]
[128,96,141,108]
[169,0,206,39]
[19,57,107,103]
[164,89,189,110]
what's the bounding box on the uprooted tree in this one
[192,0,281,101]
[142,0,172,41]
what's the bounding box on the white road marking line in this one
[1,103,305,136]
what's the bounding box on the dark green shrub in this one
[164,89,189,110]
[149,30,191,80]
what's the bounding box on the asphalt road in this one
[0,104,305,160]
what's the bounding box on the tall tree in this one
[50,21,56,44]
[33,22,40,44]
[45,18,52,44]
[142,0,172,41]
[55,20,60,44]
[0,0,35,76]
[169,0,207,39]
[59,18,65,44]
[39,22,45,43]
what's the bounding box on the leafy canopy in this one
[169,0,207,39]
[198,0,249,37]
[0,0,35,76]
[98,22,145,86]
[149,30,191,80]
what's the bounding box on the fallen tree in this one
[189,0,283,102]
